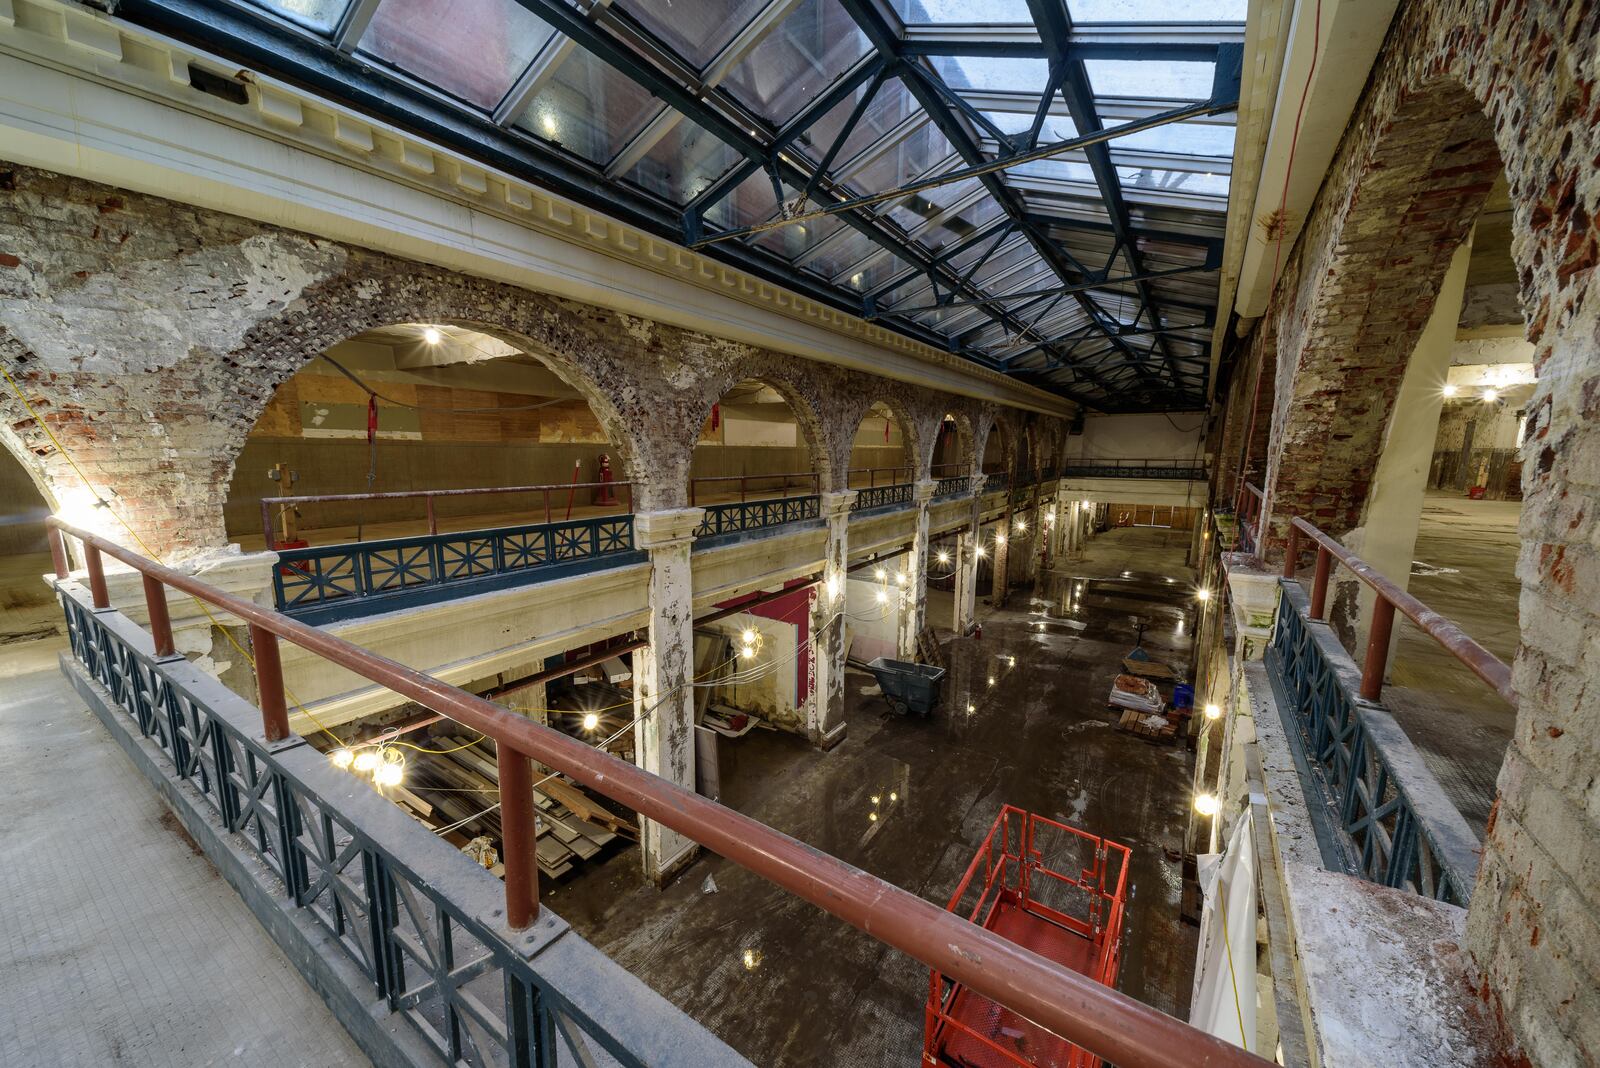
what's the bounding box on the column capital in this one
[633,507,705,550]
[912,479,938,503]
[820,490,858,518]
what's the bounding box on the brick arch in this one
[1258,78,1507,554]
[976,409,1018,476]
[934,408,978,477]
[221,270,707,512]
[683,360,839,493]
[845,394,924,484]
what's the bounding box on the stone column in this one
[809,490,855,749]
[896,480,937,659]
[952,479,983,636]
[631,507,704,884]
[989,507,1011,610]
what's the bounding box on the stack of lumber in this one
[916,625,946,670]
[401,735,634,879]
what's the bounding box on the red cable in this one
[1233,0,1323,536]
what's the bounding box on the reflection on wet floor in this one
[548,526,1201,1068]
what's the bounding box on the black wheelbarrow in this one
[866,657,946,717]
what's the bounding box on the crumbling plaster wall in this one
[0,164,1035,559]
[1235,2,1600,1061]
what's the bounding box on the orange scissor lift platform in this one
[925,807,1131,1068]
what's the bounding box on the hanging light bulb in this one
[995,532,1006,546]
[374,762,404,788]
[825,574,840,601]
[975,545,987,559]
[740,642,757,659]
[422,326,442,345]
[1195,588,1211,602]
[937,550,950,565]
[330,747,355,770]
[1014,518,1027,533]
[1482,387,1499,403]
[582,712,600,731]
[874,567,887,580]
[894,571,907,586]
[1442,382,1458,398]
[741,628,757,645]
[889,791,898,802]
[1194,793,1220,817]
[353,750,380,773]
[874,590,888,604]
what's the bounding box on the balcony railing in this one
[273,515,641,623]
[933,475,971,499]
[1062,458,1206,480]
[693,494,821,540]
[850,482,913,513]
[47,517,1270,1068]
[1263,516,1511,906]
[688,471,818,505]
[981,470,1009,493]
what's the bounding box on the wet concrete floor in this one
[1384,494,1520,836]
[548,526,1201,1067]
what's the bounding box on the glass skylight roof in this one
[168,0,1245,410]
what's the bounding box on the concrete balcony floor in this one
[0,639,369,1067]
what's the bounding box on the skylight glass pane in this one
[1011,158,1099,184]
[848,122,951,196]
[753,200,847,260]
[360,0,556,110]
[1116,121,1235,157]
[246,0,350,33]
[883,174,979,233]
[518,50,658,163]
[1120,167,1229,198]
[614,0,772,70]
[890,0,1035,22]
[931,55,1049,93]
[802,78,920,170]
[843,254,909,292]
[805,227,880,276]
[1068,0,1246,20]
[721,0,870,124]
[980,108,1077,142]
[1084,60,1215,101]
[630,116,745,204]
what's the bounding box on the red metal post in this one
[48,526,69,578]
[143,573,175,658]
[85,544,109,609]
[1361,599,1396,701]
[426,495,438,536]
[1283,524,1299,579]
[1310,546,1332,620]
[250,623,291,742]
[498,745,539,928]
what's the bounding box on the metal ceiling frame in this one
[124,0,1241,410]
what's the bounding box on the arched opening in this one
[930,412,971,483]
[846,401,915,497]
[226,323,633,552]
[0,443,57,645]
[688,379,821,530]
[981,421,1011,486]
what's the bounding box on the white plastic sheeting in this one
[1190,810,1259,1053]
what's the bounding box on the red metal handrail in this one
[847,465,913,489]
[260,480,634,547]
[687,470,819,505]
[1282,515,1516,707]
[46,516,1267,1068]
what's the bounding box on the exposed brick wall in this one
[1238,2,1600,1061]
[0,164,1042,559]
